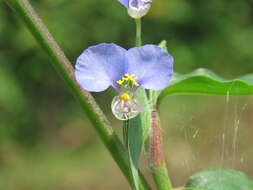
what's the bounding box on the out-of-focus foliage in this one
[184,169,253,190]
[0,0,253,189]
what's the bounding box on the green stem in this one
[148,110,173,190]
[150,165,173,190]
[135,18,142,47]
[4,0,150,189]
[120,18,151,190]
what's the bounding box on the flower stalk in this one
[135,18,142,47]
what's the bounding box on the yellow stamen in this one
[120,93,131,100]
[133,82,139,87]
[117,73,139,87]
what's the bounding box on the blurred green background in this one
[1,0,253,189]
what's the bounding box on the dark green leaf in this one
[184,169,253,190]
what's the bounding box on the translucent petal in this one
[126,45,174,90]
[75,43,127,92]
[141,0,153,2]
[128,0,151,18]
[111,96,140,120]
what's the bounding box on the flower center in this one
[117,73,139,90]
[112,74,140,120]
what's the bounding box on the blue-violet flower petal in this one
[75,43,126,92]
[118,0,129,8]
[126,45,173,90]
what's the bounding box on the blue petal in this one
[75,43,127,92]
[126,45,174,90]
[118,0,129,8]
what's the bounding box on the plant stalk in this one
[148,110,173,190]
[135,18,142,47]
[4,0,150,189]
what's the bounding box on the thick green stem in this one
[135,18,142,47]
[150,165,173,190]
[4,0,150,189]
[148,110,173,190]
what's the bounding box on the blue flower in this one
[75,43,173,92]
[118,0,153,18]
[75,43,173,120]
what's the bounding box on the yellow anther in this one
[117,79,123,85]
[120,93,131,100]
[133,81,139,87]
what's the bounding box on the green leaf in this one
[184,169,253,190]
[126,116,142,190]
[160,68,253,100]
[136,88,152,141]
[129,88,151,164]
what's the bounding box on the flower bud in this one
[118,0,153,19]
[128,0,151,18]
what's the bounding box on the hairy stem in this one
[4,0,150,189]
[148,110,173,190]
